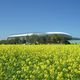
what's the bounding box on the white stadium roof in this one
[8,32,72,38]
[46,32,71,36]
[8,33,33,37]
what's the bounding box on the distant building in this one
[8,32,72,40]
[7,32,80,44]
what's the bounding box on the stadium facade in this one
[8,32,80,44]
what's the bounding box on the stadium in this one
[8,32,80,44]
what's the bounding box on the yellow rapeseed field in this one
[0,45,80,80]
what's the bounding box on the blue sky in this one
[0,0,80,39]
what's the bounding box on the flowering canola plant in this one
[0,45,80,80]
